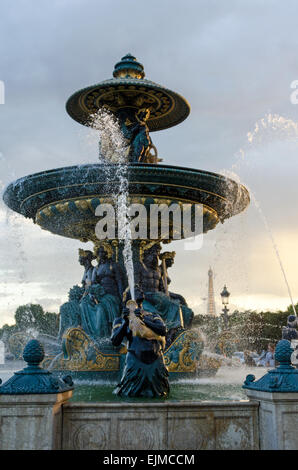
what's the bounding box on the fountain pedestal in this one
[243,340,298,450]
[245,389,298,450]
[0,392,72,450]
[0,340,74,450]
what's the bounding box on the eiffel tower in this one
[207,267,216,316]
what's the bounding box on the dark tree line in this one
[192,303,296,354]
[0,304,59,348]
[0,301,295,356]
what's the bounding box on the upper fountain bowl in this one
[66,54,190,132]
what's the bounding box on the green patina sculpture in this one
[79,245,124,341]
[0,340,73,394]
[118,107,155,163]
[58,285,84,341]
[135,243,193,347]
[159,251,194,328]
[111,287,169,398]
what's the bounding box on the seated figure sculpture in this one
[111,286,169,398]
[79,248,96,288]
[159,251,194,329]
[58,285,85,340]
[57,248,94,340]
[135,242,187,345]
[79,243,123,340]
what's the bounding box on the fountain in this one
[2,54,250,382]
[3,55,298,452]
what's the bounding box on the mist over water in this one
[246,113,298,146]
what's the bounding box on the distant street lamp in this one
[220,285,230,329]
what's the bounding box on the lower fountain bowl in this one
[3,163,249,242]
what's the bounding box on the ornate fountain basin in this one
[3,163,249,242]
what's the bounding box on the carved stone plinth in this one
[62,401,259,450]
[243,339,298,449]
[0,391,72,450]
[245,389,298,450]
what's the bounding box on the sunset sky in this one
[0,0,298,326]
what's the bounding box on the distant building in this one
[207,267,216,316]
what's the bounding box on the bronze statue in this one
[79,244,123,340]
[111,286,169,398]
[57,285,84,341]
[91,244,124,299]
[134,243,184,345]
[78,249,96,289]
[58,249,95,340]
[118,108,160,163]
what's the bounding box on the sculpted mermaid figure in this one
[111,285,169,398]
[159,251,194,329]
[79,243,124,341]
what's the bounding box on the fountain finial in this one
[23,339,44,366]
[113,54,145,79]
[0,339,74,394]
[274,339,293,367]
[243,339,298,392]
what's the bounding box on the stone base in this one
[0,391,72,450]
[62,401,259,450]
[245,389,298,450]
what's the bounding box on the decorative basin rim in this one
[3,162,250,220]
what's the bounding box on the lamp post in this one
[221,285,230,329]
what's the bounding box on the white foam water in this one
[88,109,135,299]
[246,113,298,145]
[172,365,266,385]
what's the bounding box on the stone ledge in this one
[62,400,259,450]
[63,399,257,410]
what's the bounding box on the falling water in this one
[0,153,28,306]
[88,109,135,299]
[223,169,297,316]
[223,112,298,316]
[246,113,298,145]
[251,191,297,316]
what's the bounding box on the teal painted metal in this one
[3,163,249,229]
[65,55,190,132]
[113,53,145,79]
[243,340,298,393]
[0,340,74,394]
